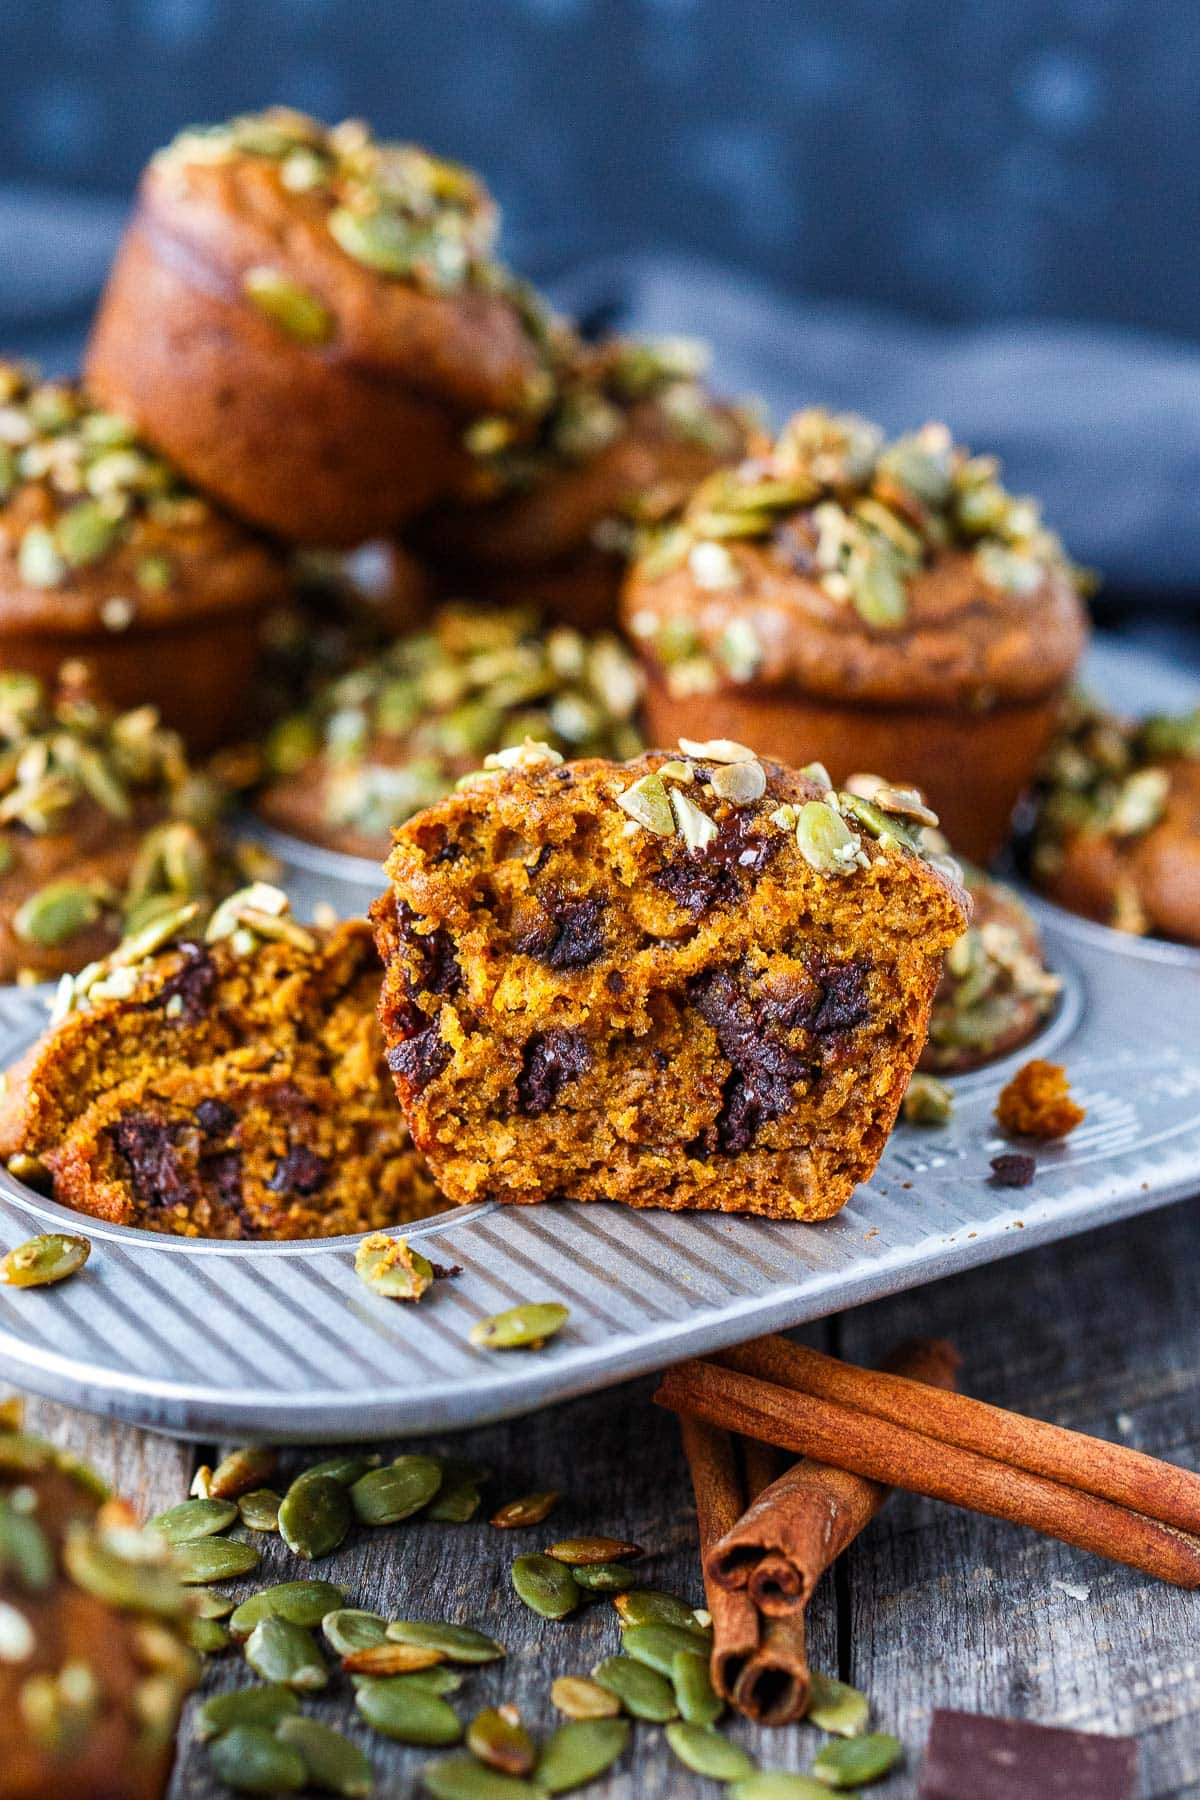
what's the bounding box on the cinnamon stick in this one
[657,1358,1200,1589]
[676,1414,760,1703]
[710,1337,959,1616]
[729,1433,809,1724]
[718,1336,1200,1537]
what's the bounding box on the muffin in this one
[921,864,1060,1074]
[415,335,750,628]
[372,739,968,1220]
[622,410,1090,862]
[0,888,440,1238]
[1029,698,1200,945]
[0,1425,198,1800]
[0,667,257,986]
[0,362,288,749]
[257,604,643,859]
[86,108,554,545]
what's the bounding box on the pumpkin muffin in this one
[0,362,288,749]
[257,604,643,860]
[86,108,553,545]
[1029,698,1200,946]
[372,739,968,1220]
[0,1424,199,1800]
[921,863,1060,1074]
[415,335,750,628]
[0,666,258,986]
[0,888,440,1238]
[622,410,1090,862]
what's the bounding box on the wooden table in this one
[17,1196,1200,1799]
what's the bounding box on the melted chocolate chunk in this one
[517,1028,591,1116]
[267,1145,328,1196]
[990,1151,1036,1188]
[689,967,810,1155]
[111,1114,195,1209]
[397,902,462,1002]
[655,811,780,920]
[195,1097,236,1139]
[513,890,607,969]
[524,843,553,879]
[387,1023,451,1093]
[431,834,463,865]
[147,944,216,1026]
[201,1148,243,1211]
[605,970,626,995]
[759,954,871,1040]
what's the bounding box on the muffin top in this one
[142,107,553,419]
[0,361,287,635]
[257,604,644,858]
[622,408,1089,710]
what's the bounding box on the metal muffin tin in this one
[0,640,1196,1441]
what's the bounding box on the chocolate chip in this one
[148,943,216,1026]
[524,843,553,879]
[655,810,780,920]
[990,1152,1036,1188]
[517,1028,591,1116]
[808,957,871,1035]
[396,902,461,1001]
[110,1114,195,1209]
[267,1145,328,1196]
[689,967,810,1154]
[513,890,606,969]
[202,1148,243,1211]
[605,970,625,995]
[387,1023,451,1094]
[429,1261,463,1279]
[195,1098,236,1139]
[431,835,463,865]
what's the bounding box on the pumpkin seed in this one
[57,500,121,568]
[355,1232,433,1300]
[806,1672,870,1737]
[63,1530,185,1617]
[812,1733,901,1788]
[351,1456,442,1525]
[355,1675,462,1745]
[672,1648,721,1724]
[419,1756,542,1799]
[621,1621,712,1675]
[546,1536,642,1567]
[666,1721,756,1781]
[276,1715,374,1797]
[468,1303,568,1351]
[537,1717,630,1793]
[278,1472,352,1560]
[196,1681,301,1740]
[489,1491,560,1529]
[244,1616,327,1691]
[570,1562,639,1593]
[237,1489,282,1532]
[209,1446,279,1500]
[795,801,862,877]
[323,1608,388,1656]
[467,1705,535,1776]
[550,1676,620,1720]
[147,1498,238,1544]
[175,1537,259,1585]
[612,1589,701,1630]
[0,1599,34,1661]
[0,1232,91,1288]
[385,1666,464,1696]
[243,267,334,345]
[190,1589,234,1620]
[207,1722,307,1793]
[299,1453,381,1486]
[591,1654,678,1722]
[13,882,103,947]
[731,1778,832,1799]
[189,1616,230,1654]
[616,770,675,836]
[329,206,423,278]
[385,1620,506,1664]
[229,1580,347,1639]
[511,1552,580,1620]
[0,1502,53,1592]
[426,1459,488,1523]
[344,1642,446,1676]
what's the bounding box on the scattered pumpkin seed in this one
[13,882,103,947]
[469,1303,568,1351]
[243,266,334,345]
[467,1705,536,1777]
[420,1755,542,1799]
[237,1489,282,1533]
[209,1446,279,1500]
[426,1459,488,1523]
[189,1616,230,1655]
[550,1676,620,1720]
[323,1609,389,1656]
[731,1778,832,1799]
[672,1648,722,1724]
[299,1453,382,1487]
[546,1535,642,1567]
[207,1722,307,1794]
[63,1529,184,1616]
[355,1675,462,1745]
[351,1457,443,1525]
[805,1672,870,1737]
[665,1721,756,1781]
[591,1653,678,1722]
[229,1580,347,1639]
[278,1472,353,1560]
[344,1642,446,1676]
[355,1232,434,1300]
[174,1536,259,1585]
[386,1666,464,1696]
[570,1562,639,1593]
[0,1232,91,1288]
[612,1589,701,1630]
[147,1497,238,1544]
[244,1616,327,1691]
[190,1589,234,1620]
[276,1714,374,1798]
[537,1717,631,1793]
[385,1620,506,1664]
[812,1733,901,1787]
[489,1491,560,1529]
[621,1621,713,1675]
[511,1552,580,1620]
[196,1681,301,1741]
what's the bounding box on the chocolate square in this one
[920,1709,1138,1800]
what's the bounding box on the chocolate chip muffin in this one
[0,1424,199,1800]
[921,863,1060,1074]
[0,889,440,1238]
[415,335,750,628]
[0,667,257,986]
[86,109,553,545]
[622,410,1090,862]
[1029,698,1200,945]
[257,604,643,860]
[372,739,968,1220]
[0,363,288,749]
